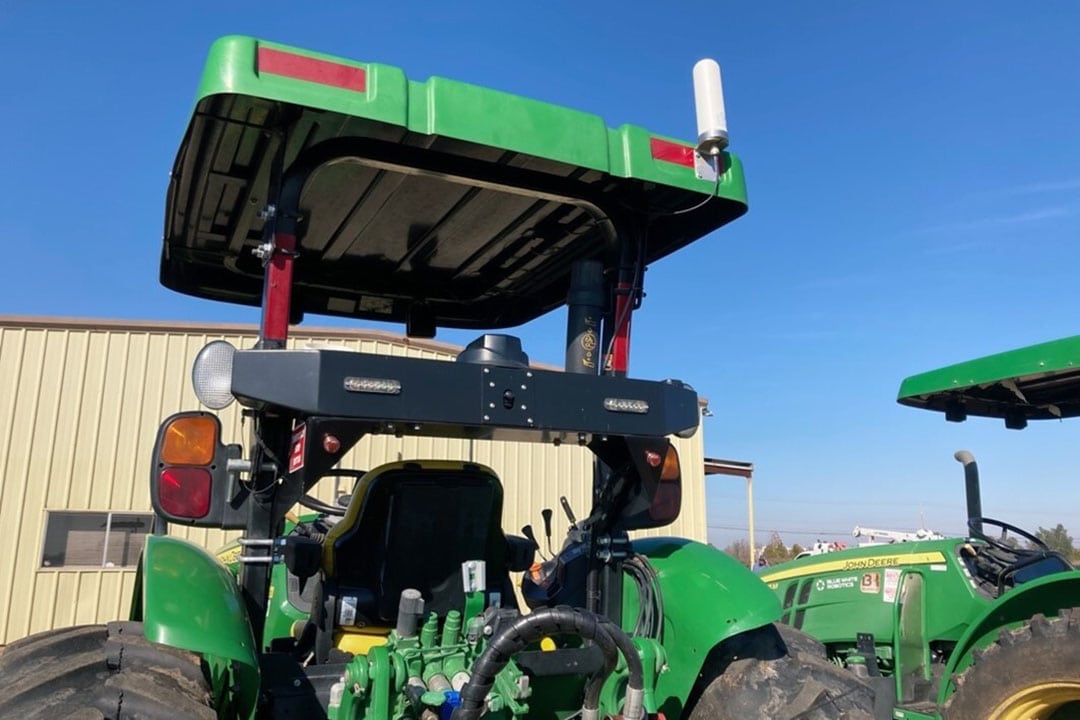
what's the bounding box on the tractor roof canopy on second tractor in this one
[898,334,1080,428]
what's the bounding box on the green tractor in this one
[762,336,1080,720]
[0,37,876,719]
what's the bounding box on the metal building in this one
[0,316,708,645]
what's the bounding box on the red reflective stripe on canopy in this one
[649,138,696,168]
[257,47,367,92]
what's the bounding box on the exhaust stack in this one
[954,450,983,535]
[565,260,605,375]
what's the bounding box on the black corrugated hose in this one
[450,606,644,720]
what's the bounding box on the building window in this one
[40,511,154,569]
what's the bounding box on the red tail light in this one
[159,467,212,519]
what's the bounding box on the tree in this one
[723,539,751,566]
[724,535,806,567]
[761,532,792,566]
[1034,524,1076,558]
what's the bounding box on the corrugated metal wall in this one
[0,317,706,645]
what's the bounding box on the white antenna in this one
[693,58,729,157]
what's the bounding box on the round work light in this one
[192,340,237,410]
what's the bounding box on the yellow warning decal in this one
[217,546,242,566]
[760,551,947,583]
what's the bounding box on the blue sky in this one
[2,2,1079,549]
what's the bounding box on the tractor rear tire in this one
[944,608,1080,720]
[0,621,215,720]
[685,623,877,720]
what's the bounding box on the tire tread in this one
[0,622,215,720]
[944,606,1080,719]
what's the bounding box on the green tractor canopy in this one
[898,335,1080,428]
[163,36,747,333]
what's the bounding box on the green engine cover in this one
[761,539,984,656]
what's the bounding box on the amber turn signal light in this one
[160,415,218,466]
[660,445,681,481]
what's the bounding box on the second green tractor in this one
[762,336,1080,720]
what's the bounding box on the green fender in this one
[138,535,260,718]
[633,538,782,714]
[937,569,1080,705]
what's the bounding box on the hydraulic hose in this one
[450,606,643,720]
[298,493,347,517]
[453,607,617,720]
[600,615,647,720]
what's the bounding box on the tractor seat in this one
[313,461,512,659]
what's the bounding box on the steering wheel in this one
[296,469,369,517]
[968,517,1047,553]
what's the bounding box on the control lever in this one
[522,525,546,559]
[559,496,578,529]
[541,508,554,557]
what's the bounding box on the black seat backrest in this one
[322,461,507,624]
